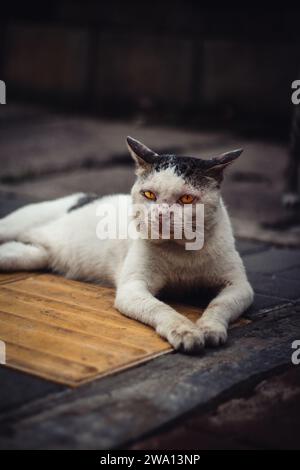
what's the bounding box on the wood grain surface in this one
[0,273,248,387]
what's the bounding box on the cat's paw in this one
[197,320,227,347]
[165,322,204,353]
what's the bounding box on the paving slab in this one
[0,367,64,415]
[248,272,300,302]
[276,266,300,282]
[0,106,232,182]
[130,367,300,450]
[243,247,300,274]
[246,294,290,315]
[0,167,135,200]
[235,240,270,256]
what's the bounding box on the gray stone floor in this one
[0,105,300,449]
[130,367,300,450]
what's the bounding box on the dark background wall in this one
[1,2,300,134]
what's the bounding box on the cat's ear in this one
[205,148,243,183]
[127,136,158,171]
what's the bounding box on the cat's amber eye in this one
[179,194,194,204]
[143,190,156,201]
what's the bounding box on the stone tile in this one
[222,141,288,226]
[130,368,300,450]
[236,240,269,256]
[243,248,300,275]
[276,266,300,282]
[0,108,230,182]
[0,368,64,415]
[246,294,288,316]
[0,115,116,181]
[248,272,300,302]
[0,166,135,200]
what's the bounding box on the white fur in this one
[0,188,253,352]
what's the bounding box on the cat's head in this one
[127,136,242,244]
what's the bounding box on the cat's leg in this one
[196,278,253,347]
[115,278,204,352]
[0,241,48,271]
[0,193,85,243]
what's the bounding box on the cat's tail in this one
[0,193,85,244]
[0,240,48,271]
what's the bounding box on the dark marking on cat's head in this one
[68,193,99,212]
[126,136,243,186]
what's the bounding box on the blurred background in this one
[1,1,300,246]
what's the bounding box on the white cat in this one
[0,137,253,352]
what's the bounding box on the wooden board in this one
[0,272,33,285]
[0,273,201,386]
[0,273,249,387]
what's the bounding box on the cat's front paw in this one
[197,319,227,347]
[165,322,204,353]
